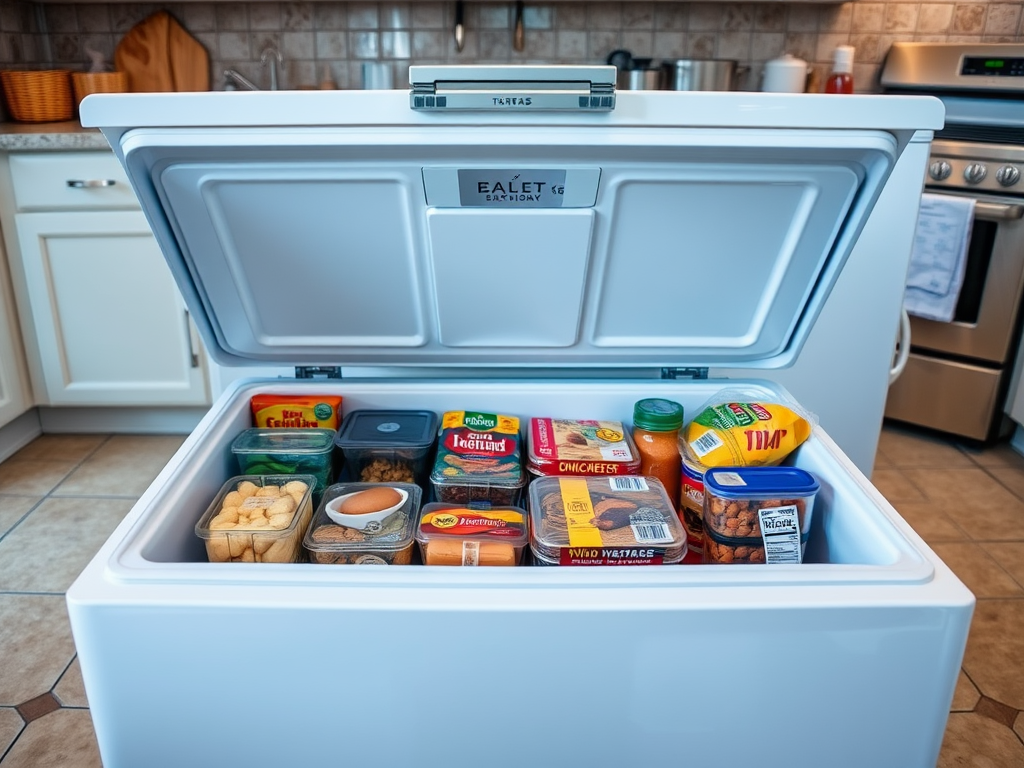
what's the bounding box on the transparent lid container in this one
[195,474,317,563]
[526,418,640,477]
[431,411,524,506]
[230,428,335,492]
[528,475,686,565]
[416,502,529,566]
[303,482,421,565]
[335,410,438,485]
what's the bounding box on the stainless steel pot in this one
[659,59,747,91]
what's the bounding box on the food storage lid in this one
[335,410,438,450]
[632,399,684,432]
[526,418,640,476]
[704,466,820,498]
[528,475,686,565]
[231,428,335,456]
[80,80,942,371]
[303,482,420,559]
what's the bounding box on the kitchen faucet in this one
[223,69,259,90]
[261,46,283,91]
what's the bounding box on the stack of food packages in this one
[197,391,819,567]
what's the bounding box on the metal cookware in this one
[659,59,746,91]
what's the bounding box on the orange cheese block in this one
[423,538,516,567]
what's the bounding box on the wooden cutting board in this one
[115,11,210,92]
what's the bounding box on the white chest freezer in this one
[70,71,971,768]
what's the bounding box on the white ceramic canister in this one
[761,54,808,93]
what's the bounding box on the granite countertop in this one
[0,121,109,150]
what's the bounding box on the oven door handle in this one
[974,201,1024,221]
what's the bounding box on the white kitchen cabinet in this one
[0,151,209,407]
[0,230,32,427]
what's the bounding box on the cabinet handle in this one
[66,179,116,188]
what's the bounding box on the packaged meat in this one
[303,482,420,565]
[416,503,528,566]
[335,409,438,486]
[528,475,686,565]
[526,418,640,479]
[430,411,524,505]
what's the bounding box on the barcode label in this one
[462,540,480,566]
[631,522,672,543]
[610,476,649,492]
[691,430,724,458]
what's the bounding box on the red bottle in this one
[825,45,854,94]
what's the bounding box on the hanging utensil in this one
[513,1,525,53]
[454,0,465,53]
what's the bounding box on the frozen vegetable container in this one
[195,474,316,563]
[334,409,438,485]
[230,427,335,493]
[304,482,420,565]
[70,74,971,768]
[416,502,528,566]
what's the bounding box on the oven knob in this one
[929,161,952,181]
[964,163,988,184]
[996,165,1021,187]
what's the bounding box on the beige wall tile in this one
[587,29,619,60]
[690,32,716,58]
[940,713,1024,768]
[952,4,987,33]
[722,3,754,31]
[751,31,786,60]
[556,29,587,59]
[410,3,443,29]
[0,595,76,706]
[183,4,217,33]
[588,3,623,30]
[884,3,919,32]
[555,3,587,29]
[251,3,282,31]
[623,3,655,30]
[380,3,411,30]
[852,3,886,32]
[918,3,956,32]
[754,4,787,33]
[850,33,883,62]
[690,4,725,32]
[284,4,313,33]
[986,4,1023,35]
[1,708,102,768]
[717,29,752,59]
[348,3,379,30]
[214,4,249,32]
[653,31,687,58]
[787,4,820,32]
[655,4,688,32]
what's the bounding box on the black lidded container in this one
[334,409,439,487]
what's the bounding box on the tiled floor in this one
[2,424,1024,766]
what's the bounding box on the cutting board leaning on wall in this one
[115,10,210,92]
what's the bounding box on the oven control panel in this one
[927,155,1023,195]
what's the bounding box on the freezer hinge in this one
[409,65,616,112]
[661,367,709,380]
[294,366,342,380]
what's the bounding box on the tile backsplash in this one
[1,0,1023,96]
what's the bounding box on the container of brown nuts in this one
[334,410,438,487]
[702,466,819,565]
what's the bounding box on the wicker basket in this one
[0,69,73,122]
[72,71,128,109]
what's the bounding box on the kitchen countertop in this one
[0,121,108,151]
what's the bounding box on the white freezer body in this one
[68,377,972,768]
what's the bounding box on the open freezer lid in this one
[80,76,943,370]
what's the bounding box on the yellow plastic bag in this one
[685,398,813,467]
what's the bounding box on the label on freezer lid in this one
[458,169,567,207]
[758,504,802,564]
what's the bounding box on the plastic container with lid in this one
[195,474,316,563]
[632,398,684,512]
[431,411,525,506]
[303,482,420,565]
[528,475,686,565]
[231,428,335,495]
[702,466,819,564]
[526,418,640,479]
[417,503,529,566]
[335,409,438,486]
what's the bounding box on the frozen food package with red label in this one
[431,411,525,505]
[683,388,815,468]
[250,395,342,430]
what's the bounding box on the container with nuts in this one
[303,482,420,565]
[702,466,819,565]
[195,475,316,563]
[335,409,438,487]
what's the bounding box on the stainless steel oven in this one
[881,43,1024,440]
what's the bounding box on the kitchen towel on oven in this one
[903,193,975,323]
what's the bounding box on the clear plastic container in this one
[702,466,819,565]
[526,418,640,479]
[528,475,686,565]
[195,475,316,563]
[416,502,528,566]
[334,410,438,486]
[303,482,420,565]
[431,411,524,506]
[230,428,335,494]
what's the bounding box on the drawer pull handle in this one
[66,179,116,188]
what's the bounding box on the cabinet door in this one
[14,210,209,406]
[0,240,32,426]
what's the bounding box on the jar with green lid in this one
[632,399,685,512]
